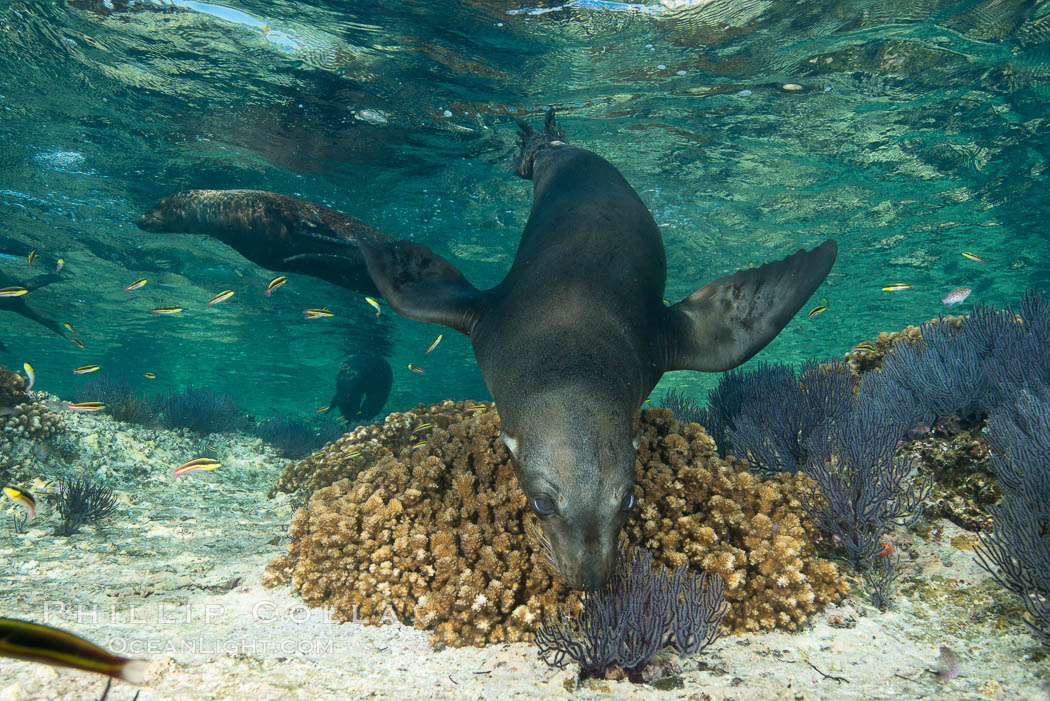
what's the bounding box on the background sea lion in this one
[0,269,65,353]
[329,353,393,423]
[135,189,391,295]
[357,111,837,589]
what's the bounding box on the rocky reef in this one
[0,366,63,483]
[842,314,966,377]
[264,402,848,646]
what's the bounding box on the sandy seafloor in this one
[0,407,1047,701]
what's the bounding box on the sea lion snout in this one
[134,205,167,232]
[534,497,627,590]
[507,420,635,591]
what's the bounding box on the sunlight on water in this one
[0,0,1046,418]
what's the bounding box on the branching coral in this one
[0,366,63,483]
[628,409,848,632]
[264,403,848,645]
[0,365,29,408]
[269,400,486,497]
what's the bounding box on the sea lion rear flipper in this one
[357,236,483,337]
[662,239,837,372]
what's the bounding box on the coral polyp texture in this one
[264,402,848,646]
[269,399,488,497]
[0,366,63,483]
[842,315,965,377]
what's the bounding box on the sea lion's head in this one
[135,191,201,233]
[136,190,286,241]
[499,386,637,590]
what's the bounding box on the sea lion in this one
[135,189,391,295]
[357,111,837,589]
[0,270,66,353]
[329,353,393,423]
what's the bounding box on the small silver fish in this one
[941,287,972,305]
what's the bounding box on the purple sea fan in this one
[534,545,727,681]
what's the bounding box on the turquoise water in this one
[1,0,1047,419]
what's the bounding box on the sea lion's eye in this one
[531,496,556,516]
[620,492,635,512]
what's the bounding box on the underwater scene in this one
[1,0,1049,698]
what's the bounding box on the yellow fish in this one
[151,306,182,315]
[143,372,156,379]
[315,405,329,413]
[365,297,381,316]
[265,276,287,297]
[207,290,234,307]
[173,457,221,478]
[303,307,334,319]
[413,423,434,433]
[407,364,425,375]
[63,322,77,335]
[55,259,65,274]
[852,341,876,353]
[467,405,488,414]
[881,284,913,292]
[124,278,147,292]
[73,365,100,374]
[22,363,35,391]
[411,441,428,451]
[426,335,443,355]
[0,616,148,683]
[3,486,35,522]
[64,402,106,412]
[961,252,985,263]
[807,304,827,319]
[26,250,35,269]
[70,337,85,349]
[0,287,28,297]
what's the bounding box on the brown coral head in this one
[501,394,635,591]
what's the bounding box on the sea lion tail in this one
[662,239,838,372]
[513,109,566,180]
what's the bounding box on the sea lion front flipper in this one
[662,239,837,372]
[357,236,484,337]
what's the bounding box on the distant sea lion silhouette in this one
[135,189,390,295]
[357,111,837,589]
[0,269,65,353]
[329,353,392,423]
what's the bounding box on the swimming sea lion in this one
[329,353,393,423]
[357,111,837,589]
[0,270,66,353]
[135,189,391,295]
